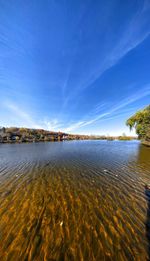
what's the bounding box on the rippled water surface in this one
[0,140,150,260]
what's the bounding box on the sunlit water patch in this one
[0,141,150,260]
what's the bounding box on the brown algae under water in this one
[0,140,150,260]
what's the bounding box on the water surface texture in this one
[0,141,150,260]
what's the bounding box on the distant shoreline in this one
[0,127,138,144]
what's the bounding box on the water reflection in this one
[137,143,150,166]
[145,185,150,261]
[136,144,150,185]
[0,141,149,260]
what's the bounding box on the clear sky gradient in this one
[0,0,150,135]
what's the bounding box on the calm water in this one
[0,140,150,261]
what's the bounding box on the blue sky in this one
[0,0,150,135]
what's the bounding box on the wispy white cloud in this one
[62,85,150,132]
[108,8,150,66]
[3,101,42,129]
[109,86,150,113]
[62,121,86,133]
[63,2,150,105]
[3,83,150,133]
[91,102,108,115]
[43,119,63,131]
[3,101,64,131]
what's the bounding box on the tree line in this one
[126,105,150,146]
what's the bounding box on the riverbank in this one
[142,140,150,147]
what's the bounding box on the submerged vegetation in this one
[126,105,150,146]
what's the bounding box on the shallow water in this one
[0,140,150,260]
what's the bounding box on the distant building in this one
[62,134,69,140]
[11,135,20,141]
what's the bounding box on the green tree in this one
[126,105,150,140]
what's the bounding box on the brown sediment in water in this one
[0,141,150,260]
